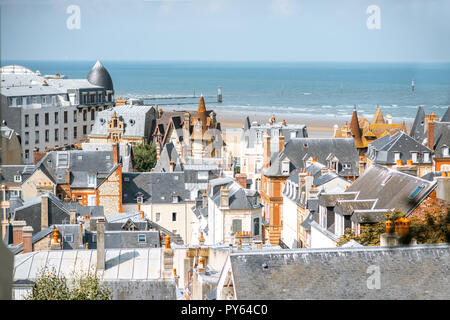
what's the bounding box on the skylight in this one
[408,185,424,200]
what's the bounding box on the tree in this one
[133,143,157,172]
[25,267,111,300]
[337,209,450,246]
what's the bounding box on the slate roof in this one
[90,105,155,139]
[25,150,117,188]
[226,244,450,300]
[208,177,262,210]
[433,122,450,158]
[410,106,426,142]
[280,138,359,177]
[345,164,437,215]
[0,165,32,186]
[440,106,450,122]
[153,142,183,172]
[122,172,152,204]
[366,131,433,164]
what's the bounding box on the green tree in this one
[25,267,111,300]
[133,143,157,172]
[337,209,450,246]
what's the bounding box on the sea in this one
[3,60,450,122]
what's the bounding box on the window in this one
[24,132,29,145]
[14,175,22,182]
[172,196,178,203]
[42,96,46,104]
[443,147,449,157]
[98,93,103,102]
[57,152,69,167]
[73,110,77,122]
[197,171,208,180]
[34,114,39,126]
[16,97,22,105]
[232,219,242,233]
[90,94,95,103]
[343,163,352,169]
[91,109,95,120]
[54,112,59,124]
[83,125,87,135]
[155,213,161,222]
[253,218,260,236]
[64,128,68,140]
[281,160,290,174]
[172,212,177,221]
[64,234,74,243]
[77,155,83,160]
[45,130,49,142]
[408,185,424,200]
[83,94,87,104]
[138,234,146,243]
[108,93,112,102]
[55,129,59,141]
[74,127,77,139]
[394,152,400,161]
[423,152,430,162]
[64,111,68,124]
[24,115,29,127]
[83,110,87,121]
[24,149,29,159]
[76,195,83,201]
[35,131,39,143]
[88,174,96,187]
[411,152,418,163]
[45,113,49,125]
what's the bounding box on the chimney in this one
[305,174,314,200]
[309,185,320,198]
[282,119,286,126]
[202,190,208,208]
[40,194,49,231]
[436,173,450,201]
[220,186,229,208]
[320,166,329,176]
[22,226,33,253]
[156,143,161,161]
[50,228,61,250]
[298,170,307,198]
[12,220,26,246]
[263,132,271,169]
[169,159,174,172]
[197,256,206,273]
[162,235,174,278]
[69,209,77,224]
[158,107,163,119]
[96,217,106,271]
[278,132,285,153]
[385,114,392,124]
[427,115,435,150]
[112,143,119,165]
[235,174,247,189]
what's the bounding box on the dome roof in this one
[87,60,114,90]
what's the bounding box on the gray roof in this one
[0,165,31,185]
[318,192,358,207]
[433,122,450,158]
[90,105,154,139]
[122,172,152,204]
[227,244,450,300]
[440,106,450,122]
[366,131,432,164]
[279,138,360,177]
[27,150,117,188]
[153,142,183,172]
[334,200,377,216]
[208,177,262,210]
[346,164,437,215]
[351,209,389,224]
[86,60,114,91]
[410,106,426,142]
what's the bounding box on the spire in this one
[372,106,385,125]
[441,106,450,122]
[410,106,426,140]
[197,95,207,133]
[350,105,363,148]
[197,95,206,114]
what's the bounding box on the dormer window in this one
[443,146,449,157]
[394,152,400,161]
[14,175,22,182]
[87,174,96,187]
[423,152,430,162]
[281,160,290,174]
[172,195,179,203]
[411,152,418,163]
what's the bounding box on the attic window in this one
[64,234,74,243]
[408,185,424,200]
[77,155,83,160]
[138,234,146,243]
[172,195,179,203]
[174,175,179,181]
[281,160,290,174]
[14,175,22,182]
[443,147,449,157]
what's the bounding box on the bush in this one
[133,143,157,172]
[25,267,111,300]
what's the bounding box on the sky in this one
[1,0,450,62]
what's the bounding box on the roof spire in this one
[350,105,363,148]
[372,106,385,125]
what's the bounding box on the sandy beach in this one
[216,110,413,138]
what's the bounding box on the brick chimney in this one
[22,226,33,253]
[427,115,435,150]
[12,220,26,246]
[96,217,106,271]
[263,132,271,169]
[41,194,49,231]
[278,132,285,153]
[169,159,175,172]
[305,174,314,200]
[235,174,247,188]
[220,186,229,208]
[112,143,119,165]
[298,170,307,198]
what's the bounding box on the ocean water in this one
[3,60,450,122]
